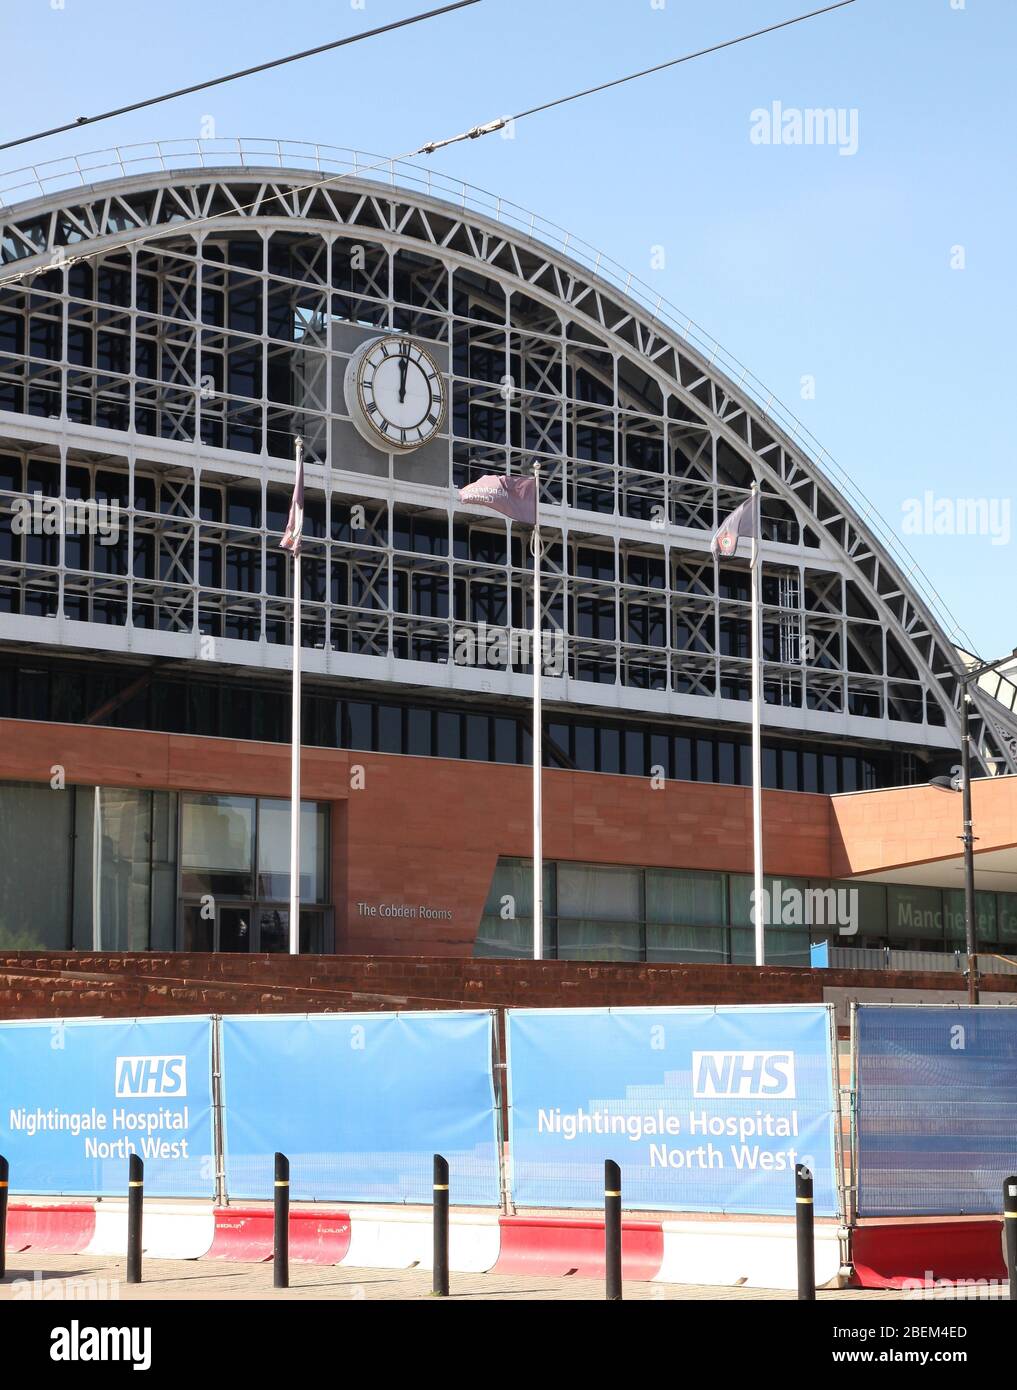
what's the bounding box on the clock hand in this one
[398,353,409,404]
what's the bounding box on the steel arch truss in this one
[1,166,1015,774]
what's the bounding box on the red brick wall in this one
[1,950,1013,1021]
[0,718,833,956]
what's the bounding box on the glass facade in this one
[475,857,1017,964]
[0,652,939,794]
[0,781,330,952]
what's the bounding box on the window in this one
[556,864,642,962]
[0,782,72,948]
[646,869,726,963]
[180,794,255,897]
[178,793,330,952]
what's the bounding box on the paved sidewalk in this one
[0,1253,913,1301]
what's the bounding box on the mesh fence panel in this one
[856,1005,1017,1216]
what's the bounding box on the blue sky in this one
[2,0,1014,657]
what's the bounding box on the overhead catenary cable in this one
[0,0,484,156]
[0,0,858,288]
[421,0,858,151]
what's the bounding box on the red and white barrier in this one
[493,1215,664,1281]
[344,1206,500,1272]
[654,1219,843,1290]
[6,1203,96,1255]
[207,1207,350,1264]
[5,1199,852,1289]
[851,1219,1005,1289]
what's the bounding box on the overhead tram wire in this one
[422,0,859,150]
[0,0,858,289]
[0,0,485,156]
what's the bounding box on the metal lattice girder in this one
[1,154,1015,771]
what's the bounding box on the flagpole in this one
[749,482,765,967]
[288,436,303,956]
[531,463,543,962]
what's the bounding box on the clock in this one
[343,334,446,453]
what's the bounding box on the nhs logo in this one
[115,1056,188,1098]
[692,1051,796,1099]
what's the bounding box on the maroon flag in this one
[458,473,536,526]
[280,450,305,558]
[711,493,759,560]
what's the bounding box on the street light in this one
[930,646,1017,1004]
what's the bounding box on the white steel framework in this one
[0,140,1014,777]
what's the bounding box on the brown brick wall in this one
[0,717,833,957]
[1,950,1012,1021]
[5,718,1015,958]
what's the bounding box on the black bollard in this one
[433,1154,450,1297]
[605,1159,622,1301]
[0,1155,8,1281]
[126,1154,144,1284]
[795,1162,815,1301]
[274,1152,289,1289]
[1005,1176,1017,1301]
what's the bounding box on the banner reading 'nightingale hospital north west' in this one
[506,1004,840,1215]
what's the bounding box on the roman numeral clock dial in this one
[344,335,446,454]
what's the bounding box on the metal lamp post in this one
[930,648,1017,1004]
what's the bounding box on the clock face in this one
[344,335,446,453]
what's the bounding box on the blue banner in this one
[0,1016,215,1197]
[856,1005,1017,1216]
[220,1011,500,1204]
[507,1005,839,1215]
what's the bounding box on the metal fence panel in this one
[855,1004,1017,1216]
[506,1004,840,1214]
[0,1015,216,1197]
[219,1011,501,1205]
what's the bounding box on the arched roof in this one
[1,139,1015,773]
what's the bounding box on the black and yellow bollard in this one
[1004,1176,1017,1301]
[274,1152,290,1289]
[795,1162,815,1301]
[605,1159,622,1301]
[433,1154,450,1297]
[0,1155,9,1281]
[126,1153,144,1284]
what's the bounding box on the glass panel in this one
[220,906,253,952]
[299,908,328,953]
[731,928,810,966]
[729,874,811,931]
[180,793,255,896]
[150,790,178,951]
[646,869,725,926]
[557,919,642,962]
[943,889,996,944]
[256,906,288,953]
[999,895,1017,944]
[557,864,640,922]
[256,799,327,902]
[180,903,213,952]
[0,781,71,948]
[95,787,152,951]
[886,885,945,942]
[832,879,887,939]
[475,857,554,957]
[647,922,726,963]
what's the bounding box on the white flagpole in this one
[749,482,765,966]
[531,465,543,962]
[288,436,303,956]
